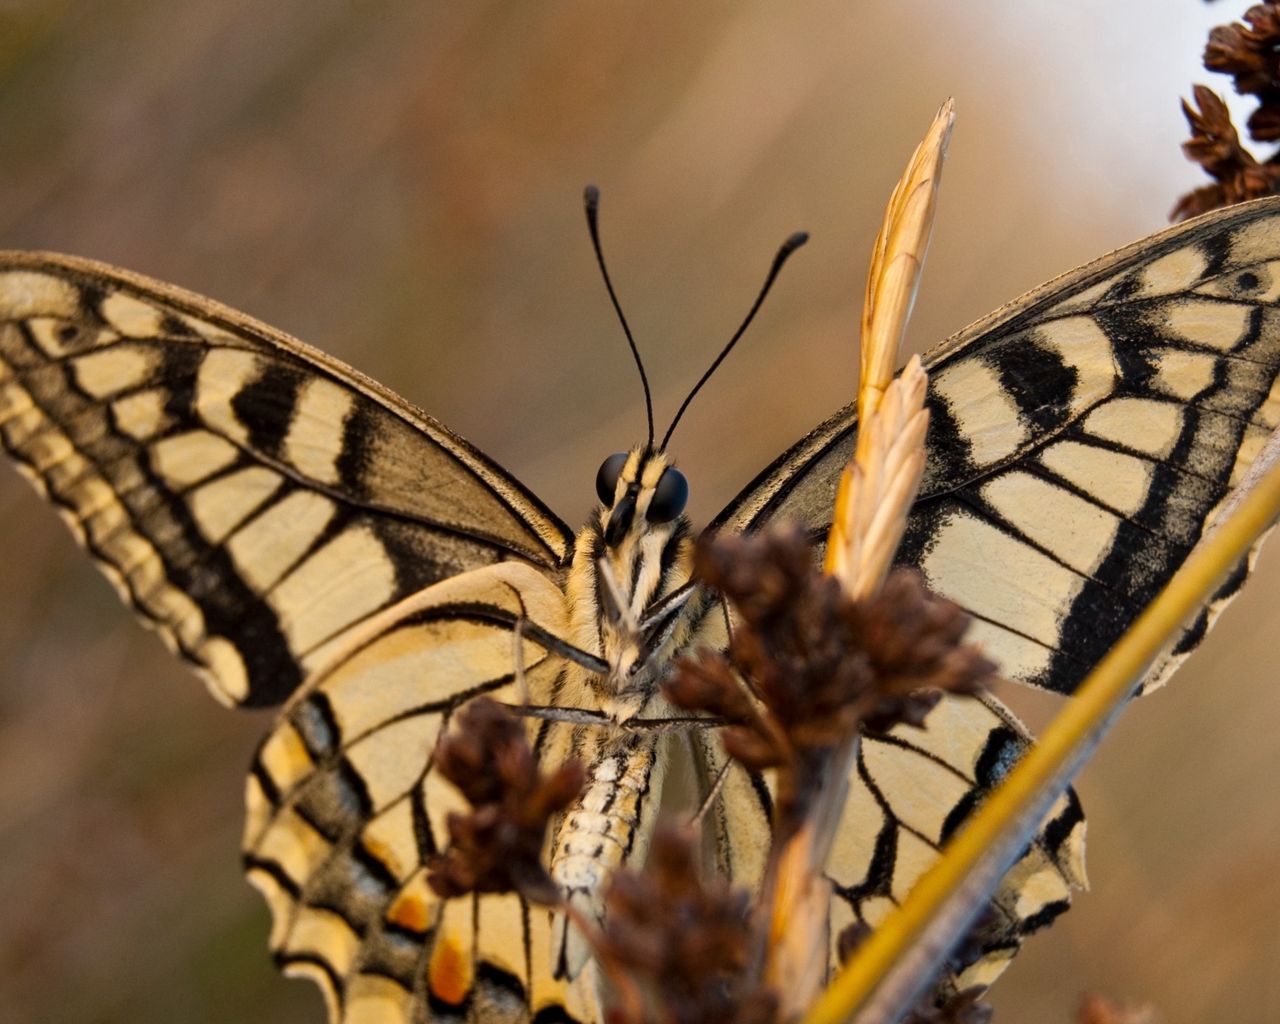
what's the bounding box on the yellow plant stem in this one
[803,449,1280,1024]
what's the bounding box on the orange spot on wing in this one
[429,936,471,1006]
[361,836,400,878]
[387,891,429,934]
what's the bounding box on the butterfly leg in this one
[688,756,732,828]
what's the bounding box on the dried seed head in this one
[600,825,779,1024]
[854,568,992,732]
[1174,5,1280,219]
[1204,3,1280,102]
[1172,85,1280,220]
[668,526,994,829]
[428,697,584,905]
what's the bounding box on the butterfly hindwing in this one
[714,196,1280,697]
[243,561,600,1024]
[0,252,573,707]
[830,693,1086,990]
[691,678,1086,994]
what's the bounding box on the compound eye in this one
[646,467,689,523]
[595,452,629,505]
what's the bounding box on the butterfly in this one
[2,191,1279,1023]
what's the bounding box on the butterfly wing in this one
[243,561,601,1024]
[691,688,1086,993]
[0,252,573,707]
[701,197,1280,993]
[714,195,1280,698]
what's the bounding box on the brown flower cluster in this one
[1175,3,1280,219]
[427,696,584,905]
[666,525,992,830]
[599,826,779,1024]
[1174,85,1280,219]
[1205,2,1280,134]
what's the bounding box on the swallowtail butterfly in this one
[2,193,1279,1022]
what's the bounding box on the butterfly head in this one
[578,444,694,694]
[594,447,688,549]
[573,186,803,662]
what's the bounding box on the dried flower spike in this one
[712,101,954,1018]
[858,98,953,430]
[827,355,929,599]
[1174,5,1280,219]
[1173,85,1280,220]
[828,96,949,595]
[599,825,779,1024]
[428,696,584,905]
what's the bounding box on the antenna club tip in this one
[773,231,809,266]
[584,184,600,210]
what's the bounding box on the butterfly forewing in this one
[0,252,573,707]
[715,197,1280,697]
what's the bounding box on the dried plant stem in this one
[762,792,840,1013]
[766,101,950,1018]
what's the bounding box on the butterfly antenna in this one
[585,185,655,447]
[660,230,809,450]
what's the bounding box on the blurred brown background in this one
[0,2,1276,1022]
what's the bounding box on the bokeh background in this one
[0,2,1277,1022]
